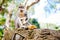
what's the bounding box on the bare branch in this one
[5,11,12,28]
[24,0,28,7]
[27,0,40,10]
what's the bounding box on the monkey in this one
[3,0,40,40]
[15,0,40,29]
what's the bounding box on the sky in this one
[33,0,60,25]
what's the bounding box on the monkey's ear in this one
[26,0,40,10]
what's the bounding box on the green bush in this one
[29,18,40,28]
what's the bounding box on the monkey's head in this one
[19,3,27,17]
[19,3,25,13]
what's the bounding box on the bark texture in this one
[3,28,60,40]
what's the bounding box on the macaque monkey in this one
[3,0,40,40]
[15,0,40,29]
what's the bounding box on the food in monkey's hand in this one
[27,25,37,30]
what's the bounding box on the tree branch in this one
[26,0,40,10]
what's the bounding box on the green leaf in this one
[10,20,15,29]
[0,18,6,25]
[0,28,3,37]
[55,27,59,29]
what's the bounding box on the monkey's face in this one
[19,6,25,13]
[19,6,26,17]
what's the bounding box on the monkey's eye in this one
[19,6,24,8]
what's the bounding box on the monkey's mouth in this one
[20,10,23,12]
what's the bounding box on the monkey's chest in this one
[20,17,28,24]
[18,17,29,28]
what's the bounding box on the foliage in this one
[0,0,12,16]
[0,28,4,40]
[10,20,15,29]
[0,0,12,6]
[40,23,60,30]
[55,27,59,29]
[0,18,6,25]
[29,18,40,28]
[0,28,3,36]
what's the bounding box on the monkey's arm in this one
[27,0,40,10]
